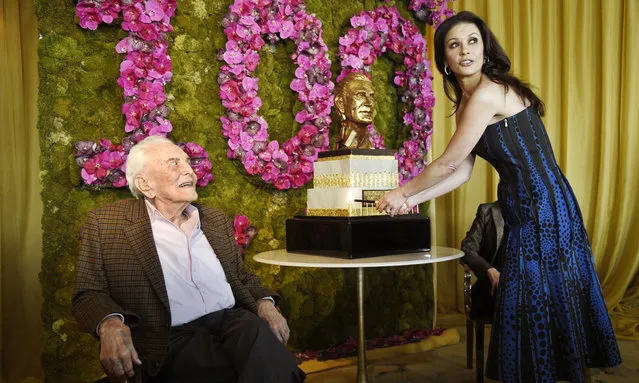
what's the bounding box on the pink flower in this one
[111,172,128,188]
[339,31,357,47]
[163,0,178,18]
[234,214,249,232]
[99,139,116,151]
[233,214,257,250]
[99,150,125,170]
[261,163,280,182]
[341,54,363,69]
[298,160,313,174]
[221,116,242,138]
[308,83,330,100]
[223,51,243,66]
[130,52,152,69]
[122,99,144,124]
[116,38,132,54]
[240,131,258,151]
[81,168,97,184]
[357,45,371,59]
[290,78,308,92]
[393,72,406,87]
[220,80,242,102]
[139,23,160,40]
[298,124,318,144]
[274,176,291,190]
[244,50,259,71]
[180,142,208,158]
[138,81,159,100]
[243,154,261,175]
[351,14,373,29]
[235,23,251,39]
[122,20,141,32]
[155,117,173,134]
[143,1,166,23]
[148,55,172,79]
[83,157,108,179]
[123,4,141,22]
[241,76,258,92]
[196,170,214,187]
[375,18,389,33]
[266,19,281,34]
[76,3,100,30]
[280,20,295,39]
[282,136,301,155]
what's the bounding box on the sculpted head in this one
[126,136,197,206]
[334,72,375,126]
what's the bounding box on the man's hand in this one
[257,300,290,345]
[486,267,500,296]
[98,317,142,380]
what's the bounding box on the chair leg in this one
[466,317,474,369]
[476,319,485,383]
[585,367,592,383]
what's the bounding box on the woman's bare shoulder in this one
[474,80,528,122]
[473,80,506,104]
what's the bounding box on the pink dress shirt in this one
[146,201,235,326]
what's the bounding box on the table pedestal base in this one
[357,267,369,382]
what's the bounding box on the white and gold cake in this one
[306,149,399,217]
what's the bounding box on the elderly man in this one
[333,72,376,149]
[72,136,305,382]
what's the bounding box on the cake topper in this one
[334,72,376,150]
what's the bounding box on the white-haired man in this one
[72,136,305,382]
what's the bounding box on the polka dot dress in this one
[472,107,622,382]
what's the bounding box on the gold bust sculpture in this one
[334,72,376,150]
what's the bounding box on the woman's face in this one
[444,22,485,77]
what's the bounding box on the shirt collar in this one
[144,199,200,229]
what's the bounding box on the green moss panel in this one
[37,1,434,381]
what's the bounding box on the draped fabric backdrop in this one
[0,0,637,382]
[1,0,44,382]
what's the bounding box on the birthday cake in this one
[286,149,431,258]
[307,149,398,217]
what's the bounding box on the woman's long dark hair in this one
[434,11,545,116]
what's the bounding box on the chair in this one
[464,270,492,383]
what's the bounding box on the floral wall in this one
[37,0,437,381]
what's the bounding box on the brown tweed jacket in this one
[71,198,278,376]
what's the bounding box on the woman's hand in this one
[376,187,408,216]
[486,267,500,296]
[398,200,415,215]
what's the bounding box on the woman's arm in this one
[404,91,497,196]
[402,154,475,210]
[378,86,500,215]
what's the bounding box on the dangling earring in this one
[484,56,490,64]
[444,65,451,76]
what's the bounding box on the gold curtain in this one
[0,0,637,381]
[429,0,639,340]
[0,0,44,382]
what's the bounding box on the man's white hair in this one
[125,136,175,198]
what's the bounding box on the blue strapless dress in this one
[472,107,622,382]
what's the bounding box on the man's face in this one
[343,78,375,125]
[138,142,198,205]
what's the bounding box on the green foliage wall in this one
[36,0,434,381]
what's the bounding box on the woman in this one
[377,11,621,382]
